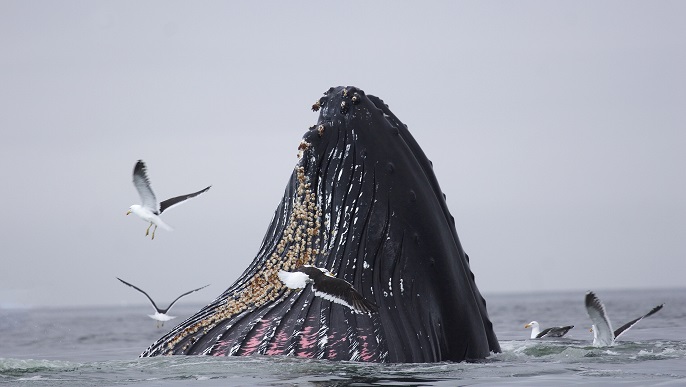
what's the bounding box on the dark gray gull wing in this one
[158,186,211,214]
[132,160,159,213]
[613,303,664,340]
[585,291,614,346]
[159,284,211,314]
[309,274,378,315]
[537,325,574,338]
[289,266,378,315]
[117,277,162,314]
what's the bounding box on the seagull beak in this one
[126,210,131,215]
[524,323,531,328]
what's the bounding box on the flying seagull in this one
[585,291,664,347]
[117,277,209,327]
[126,160,211,239]
[524,321,574,339]
[278,265,378,315]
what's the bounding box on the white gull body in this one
[278,265,378,315]
[126,160,211,239]
[585,291,664,347]
[117,277,210,328]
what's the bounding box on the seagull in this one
[524,321,574,339]
[117,277,209,327]
[585,291,664,347]
[126,160,211,239]
[277,265,378,315]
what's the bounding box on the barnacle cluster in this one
[163,146,322,353]
[297,140,311,159]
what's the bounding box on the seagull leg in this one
[146,222,153,236]
[152,224,158,240]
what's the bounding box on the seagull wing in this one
[312,276,378,315]
[132,160,158,212]
[158,186,211,214]
[613,303,664,340]
[160,284,210,314]
[536,327,554,338]
[555,325,574,337]
[538,325,574,338]
[585,291,614,346]
[117,277,161,314]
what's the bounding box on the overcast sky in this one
[1,1,684,308]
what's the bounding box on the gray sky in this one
[1,1,684,308]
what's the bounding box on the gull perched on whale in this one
[585,291,664,347]
[126,160,211,239]
[117,277,210,328]
[278,265,378,315]
[524,321,574,339]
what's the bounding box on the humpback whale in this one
[141,86,500,362]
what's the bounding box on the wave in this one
[492,339,686,363]
[0,358,80,376]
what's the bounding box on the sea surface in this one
[1,288,684,386]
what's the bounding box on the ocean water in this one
[1,288,684,386]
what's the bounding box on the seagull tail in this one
[156,219,174,231]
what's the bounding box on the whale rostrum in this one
[141,86,500,362]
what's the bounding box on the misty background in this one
[1,1,684,309]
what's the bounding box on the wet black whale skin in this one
[142,86,500,362]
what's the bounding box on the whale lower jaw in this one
[140,86,500,362]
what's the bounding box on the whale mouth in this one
[141,86,500,362]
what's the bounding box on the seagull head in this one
[310,266,336,277]
[524,321,539,329]
[127,204,141,216]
